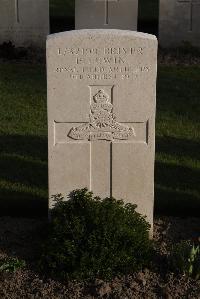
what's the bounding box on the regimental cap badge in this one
[68,88,136,141]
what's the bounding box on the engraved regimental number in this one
[178,0,200,31]
[15,0,20,23]
[95,0,119,25]
[68,89,135,141]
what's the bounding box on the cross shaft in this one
[15,0,20,23]
[178,0,200,31]
[104,0,118,25]
[94,0,119,25]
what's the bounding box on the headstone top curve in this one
[47,29,157,43]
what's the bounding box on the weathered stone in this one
[47,29,157,230]
[0,0,49,48]
[75,0,138,30]
[159,0,200,47]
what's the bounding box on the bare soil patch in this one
[0,216,200,298]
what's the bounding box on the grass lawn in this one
[156,66,200,216]
[0,63,47,217]
[0,62,199,217]
[50,0,74,18]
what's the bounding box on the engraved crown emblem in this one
[68,88,136,141]
[94,89,109,103]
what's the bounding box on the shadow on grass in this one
[0,135,48,218]
[156,136,200,162]
[0,134,199,218]
[155,136,200,217]
[0,190,47,218]
[155,187,200,217]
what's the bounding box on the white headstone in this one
[75,0,138,30]
[159,0,200,47]
[0,0,49,48]
[47,29,157,230]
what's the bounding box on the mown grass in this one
[0,63,47,217]
[0,62,199,217]
[155,66,200,216]
[50,0,75,33]
[50,0,74,18]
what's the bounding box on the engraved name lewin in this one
[68,89,135,141]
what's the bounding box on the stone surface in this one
[159,0,200,47]
[75,0,138,30]
[47,29,157,229]
[0,0,49,48]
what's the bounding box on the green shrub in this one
[0,258,26,273]
[169,240,200,279]
[40,188,152,279]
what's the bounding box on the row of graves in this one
[0,0,200,48]
[1,0,199,233]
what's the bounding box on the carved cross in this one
[15,0,20,23]
[95,0,119,25]
[177,0,200,31]
[54,86,147,196]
